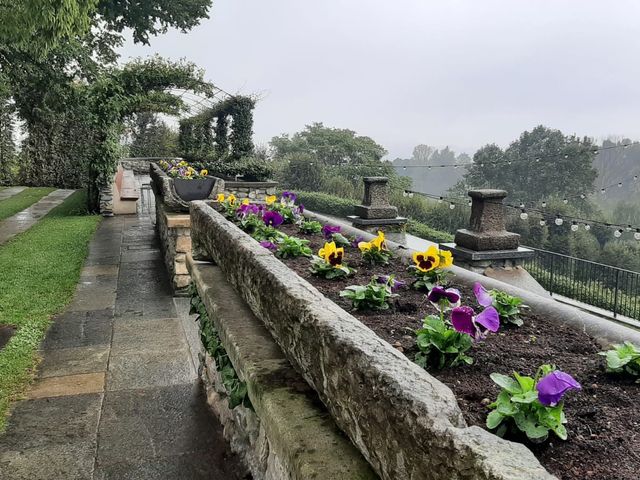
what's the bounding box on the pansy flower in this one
[413,246,440,272]
[451,305,500,340]
[376,275,406,292]
[200,169,209,176]
[322,224,341,240]
[427,286,461,311]
[216,193,225,203]
[227,194,237,205]
[241,198,250,206]
[281,191,297,205]
[265,195,277,205]
[318,241,344,267]
[259,241,278,252]
[263,210,284,227]
[359,231,387,252]
[473,282,494,307]
[536,371,581,406]
[439,249,453,268]
[350,236,365,249]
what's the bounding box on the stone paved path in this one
[0,186,27,201]
[0,215,243,479]
[0,189,75,245]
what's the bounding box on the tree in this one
[127,112,178,158]
[463,126,598,206]
[0,78,16,184]
[271,122,387,165]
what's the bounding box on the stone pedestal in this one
[443,189,533,273]
[155,201,192,295]
[350,177,407,241]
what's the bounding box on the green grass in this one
[0,187,56,222]
[0,190,101,429]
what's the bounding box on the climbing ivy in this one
[178,96,255,163]
[189,284,252,410]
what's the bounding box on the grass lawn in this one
[0,190,101,429]
[0,187,56,222]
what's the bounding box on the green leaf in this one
[490,373,522,394]
[513,372,535,392]
[511,390,539,404]
[486,410,504,429]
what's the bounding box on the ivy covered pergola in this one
[177,96,255,163]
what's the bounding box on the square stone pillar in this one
[348,177,407,242]
[441,189,533,274]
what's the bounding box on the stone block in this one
[174,274,191,289]
[175,235,191,253]
[353,204,398,219]
[454,229,520,251]
[174,261,189,275]
[165,214,191,228]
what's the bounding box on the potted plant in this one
[158,160,216,201]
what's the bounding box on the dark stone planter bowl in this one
[173,177,216,202]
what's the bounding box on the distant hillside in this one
[392,145,469,196]
[592,139,640,207]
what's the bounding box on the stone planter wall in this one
[189,201,554,480]
[186,259,376,480]
[155,201,192,294]
[223,181,278,201]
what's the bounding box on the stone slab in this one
[348,215,408,226]
[42,309,114,350]
[353,204,398,219]
[81,265,119,277]
[96,384,227,467]
[38,345,110,378]
[27,372,105,399]
[106,350,196,391]
[165,213,191,228]
[0,393,102,479]
[454,228,521,251]
[111,317,188,354]
[190,201,554,480]
[441,243,535,260]
[0,186,26,201]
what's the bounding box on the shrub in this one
[196,156,274,181]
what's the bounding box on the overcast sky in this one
[120,0,640,159]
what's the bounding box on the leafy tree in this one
[0,79,16,185]
[127,112,178,158]
[271,122,387,165]
[463,126,598,206]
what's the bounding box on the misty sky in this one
[120,0,640,159]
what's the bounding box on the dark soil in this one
[0,325,16,351]
[275,223,640,480]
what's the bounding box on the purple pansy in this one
[259,241,278,252]
[536,371,581,406]
[263,211,284,227]
[376,275,406,292]
[451,305,500,340]
[281,191,297,203]
[350,235,365,248]
[473,282,494,307]
[237,204,260,218]
[322,224,341,239]
[296,204,305,215]
[427,286,461,311]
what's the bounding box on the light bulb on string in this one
[403,191,408,198]
[624,144,630,149]
[454,165,459,169]
[449,203,456,210]
[535,158,541,163]
[618,182,623,188]
[627,225,633,232]
[563,198,568,204]
[408,192,414,198]
[634,175,638,181]
[403,166,407,171]
[539,219,546,226]
[571,222,579,232]
[564,154,569,159]
[438,197,443,204]
[555,216,564,226]
[614,229,623,238]
[580,194,586,199]
[541,201,547,208]
[584,224,591,231]
[520,209,528,220]
[600,188,606,194]
[634,229,640,241]
[519,202,525,209]
[467,200,472,207]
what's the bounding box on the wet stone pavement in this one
[0,189,75,245]
[0,215,245,479]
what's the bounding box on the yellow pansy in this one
[216,193,225,203]
[358,240,372,252]
[439,249,453,268]
[413,246,440,272]
[371,231,387,251]
[265,195,277,205]
[200,169,208,176]
[227,194,237,205]
[319,241,344,268]
[242,198,250,206]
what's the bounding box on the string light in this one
[614,229,623,238]
[571,221,579,232]
[585,224,591,231]
[635,229,640,241]
[555,215,564,226]
[539,219,546,226]
[449,202,456,210]
[520,209,529,220]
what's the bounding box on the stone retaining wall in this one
[155,201,191,294]
[186,260,377,480]
[189,201,554,480]
[223,181,278,201]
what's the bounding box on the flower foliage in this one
[358,231,392,265]
[415,314,473,369]
[298,219,322,234]
[310,241,355,279]
[409,246,453,290]
[474,282,527,327]
[275,235,312,259]
[340,277,398,310]
[158,159,208,179]
[487,365,581,442]
[599,342,640,381]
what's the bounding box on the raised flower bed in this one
[189,194,640,480]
